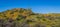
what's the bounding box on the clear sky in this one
[0,0,60,13]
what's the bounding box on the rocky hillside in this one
[0,8,60,27]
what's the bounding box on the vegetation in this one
[0,8,60,27]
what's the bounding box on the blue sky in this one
[0,0,60,13]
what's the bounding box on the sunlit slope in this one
[0,8,60,27]
[0,8,33,19]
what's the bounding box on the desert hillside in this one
[0,8,60,27]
